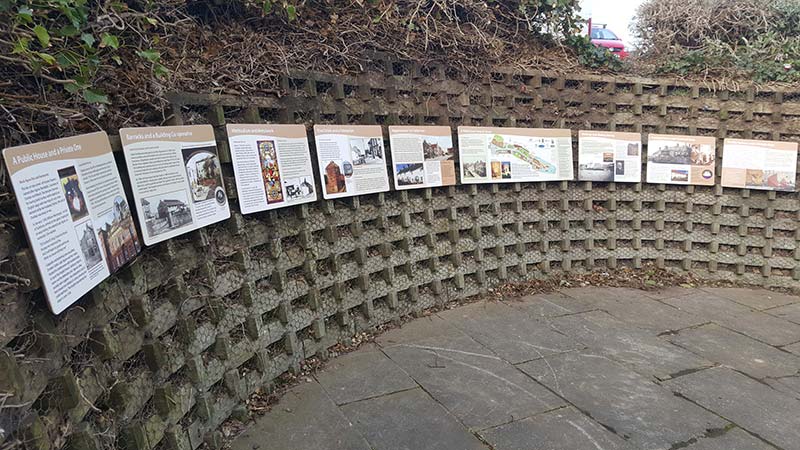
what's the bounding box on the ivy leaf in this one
[136,49,161,62]
[286,4,297,21]
[36,52,56,65]
[83,89,110,104]
[262,0,272,14]
[100,33,120,49]
[81,33,96,47]
[64,82,81,94]
[33,25,51,47]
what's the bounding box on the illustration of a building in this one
[325,161,346,194]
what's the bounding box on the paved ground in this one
[231,287,800,450]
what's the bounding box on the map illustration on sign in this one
[721,138,798,192]
[3,132,142,314]
[458,127,573,183]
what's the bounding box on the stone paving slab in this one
[230,381,371,450]
[340,388,488,450]
[640,286,696,300]
[764,302,800,325]
[552,310,712,380]
[662,291,800,346]
[784,342,800,355]
[437,301,583,364]
[315,344,418,405]
[666,367,800,450]
[382,332,566,430]
[479,406,636,450]
[682,427,777,450]
[561,287,704,333]
[666,323,800,379]
[519,351,728,450]
[701,287,798,311]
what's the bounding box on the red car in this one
[590,25,628,58]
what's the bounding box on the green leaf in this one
[145,17,158,25]
[64,82,81,94]
[136,49,160,62]
[262,0,272,14]
[81,33,95,47]
[286,4,296,21]
[0,1,13,13]
[83,89,110,104]
[17,6,33,23]
[153,63,169,78]
[58,25,80,37]
[12,37,30,54]
[112,55,122,65]
[100,33,120,49]
[36,52,56,65]
[33,25,51,47]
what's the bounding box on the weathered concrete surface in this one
[232,287,798,450]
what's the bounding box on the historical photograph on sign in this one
[646,134,715,186]
[396,163,424,186]
[422,136,454,161]
[141,190,193,237]
[579,162,614,181]
[350,137,384,165]
[96,196,141,273]
[58,166,89,221]
[721,138,798,192]
[183,146,224,203]
[74,221,103,269]
[257,140,284,204]
[462,155,488,179]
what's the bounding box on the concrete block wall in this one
[1,55,799,448]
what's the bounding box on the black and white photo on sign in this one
[284,177,315,200]
[350,137,384,165]
[395,163,424,186]
[140,190,193,237]
[462,155,487,179]
[578,162,614,182]
[648,141,692,165]
[182,146,224,202]
[74,221,103,269]
[422,136,455,161]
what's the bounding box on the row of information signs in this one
[3,125,798,314]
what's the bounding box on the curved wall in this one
[1,61,799,449]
